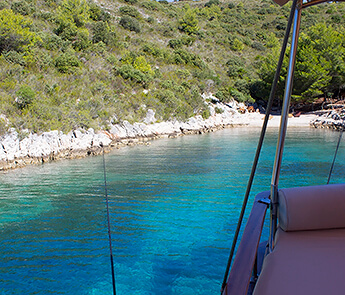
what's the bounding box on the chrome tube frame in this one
[220,1,299,291]
[268,0,302,253]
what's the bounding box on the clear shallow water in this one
[0,127,344,294]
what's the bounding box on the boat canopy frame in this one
[274,0,345,8]
[221,0,345,293]
[269,0,302,253]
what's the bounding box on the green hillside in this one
[0,0,344,135]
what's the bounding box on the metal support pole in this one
[268,0,302,253]
[220,1,299,292]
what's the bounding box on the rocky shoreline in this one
[310,109,345,130]
[0,121,244,171]
[0,100,243,171]
[0,99,342,171]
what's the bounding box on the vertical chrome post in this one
[268,0,302,253]
[220,1,299,292]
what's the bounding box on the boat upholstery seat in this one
[253,183,345,295]
[278,184,345,231]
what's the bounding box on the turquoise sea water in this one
[0,127,344,294]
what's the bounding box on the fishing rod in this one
[100,142,117,295]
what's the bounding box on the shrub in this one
[57,0,90,28]
[141,43,163,58]
[147,16,155,23]
[0,1,9,9]
[181,81,191,89]
[161,80,185,93]
[215,89,230,102]
[173,49,205,68]
[159,22,175,37]
[89,2,110,21]
[92,21,116,45]
[205,0,220,7]
[116,64,151,85]
[168,36,195,49]
[40,33,64,51]
[176,69,191,79]
[234,79,250,96]
[55,20,78,41]
[54,50,80,73]
[11,0,35,16]
[249,80,270,101]
[55,20,90,50]
[0,116,7,136]
[181,35,195,46]
[119,6,140,18]
[0,9,40,54]
[226,57,246,78]
[125,0,138,4]
[230,38,244,51]
[132,56,153,74]
[141,1,159,11]
[215,106,224,114]
[251,41,265,51]
[168,39,183,49]
[202,108,211,119]
[15,85,35,109]
[120,50,137,64]
[4,50,26,66]
[179,9,199,35]
[331,15,341,23]
[152,89,193,121]
[230,88,249,102]
[91,41,106,54]
[73,28,90,50]
[119,16,140,33]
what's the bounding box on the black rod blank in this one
[101,143,117,295]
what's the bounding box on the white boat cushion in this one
[253,227,345,295]
[278,183,345,231]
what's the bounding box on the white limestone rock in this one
[92,131,112,147]
[121,121,138,138]
[1,130,20,161]
[143,109,156,124]
[108,124,127,139]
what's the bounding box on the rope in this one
[220,0,298,292]
[327,125,344,184]
[101,143,117,295]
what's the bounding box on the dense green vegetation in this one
[0,0,344,135]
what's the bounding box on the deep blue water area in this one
[0,127,344,294]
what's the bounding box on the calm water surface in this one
[0,127,344,294]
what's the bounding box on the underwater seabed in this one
[0,127,344,294]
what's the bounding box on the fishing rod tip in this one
[100,142,104,148]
